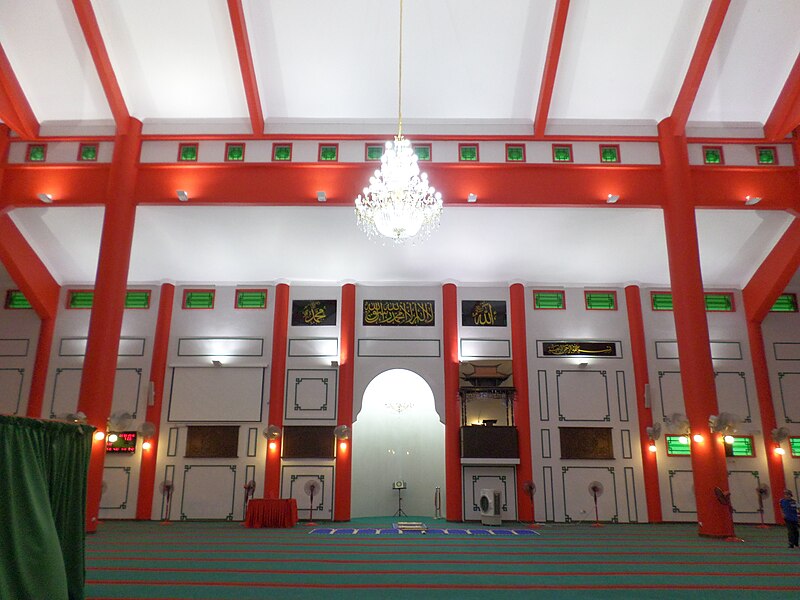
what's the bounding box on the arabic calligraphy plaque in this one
[362,300,435,326]
[461,300,507,327]
[292,300,337,326]
[541,341,617,357]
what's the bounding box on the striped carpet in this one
[86,518,799,599]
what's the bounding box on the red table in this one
[244,498,298,528]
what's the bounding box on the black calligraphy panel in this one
[461,300,507,327]
[291,300,337,326]
[541,341,617,357]
[362,300,435,326]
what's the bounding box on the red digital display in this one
[106,431,137,453]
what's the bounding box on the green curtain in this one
[0,415,94,600]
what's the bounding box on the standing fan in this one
[522,480,541,528]
[714,487,745,543]
[756,484,770,529]
[303,479,321,526]
[588,481,604,527]
[243,479,256,518]
[159,480,174,525]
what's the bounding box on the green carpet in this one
[85,518,800,599]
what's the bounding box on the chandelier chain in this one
[398,0,404,137]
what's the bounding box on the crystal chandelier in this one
[355,0,443,244]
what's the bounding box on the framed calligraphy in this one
[291,300,337,326]
[362,300,435,326]
[539,340,620,358]
[461,300,507,327]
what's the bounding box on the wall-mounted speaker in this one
[643,383,651,409]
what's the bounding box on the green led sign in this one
[585,292,616,310]
[184,291,214,309]
[179,144,198,161]
[553,145,572,162]
[27,144,46,162]
[770,294,797,313]
[534,291,565,310]
[756,147,776,165]
[366,145,384,161]
[68,291,94,309]
[236,290,267,309]
[600,145,619,163]
[5,290,32,309]
[459,145,478,161]
[790,437,800,457]
[125,291,151,309]
[413,144,431,161]
[319,145,338,161]
[724,436,754,457]
[79,144,98,161]
[273,145,292,161]
[666,435,691,456]
[506,145,525,162]
[703,147,722,164]
[651,293,673,311]
[704,293,733,312]
[226,144,245,161]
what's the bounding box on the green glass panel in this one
[79,144,97,161]
[273,145,291,161]
[790,437,800,457]
[413,145,431,161]
[236,291,266,309]
[703,148,721,164]
[226,144,244,161]
[651,293,673,311]
[184,291,214,309]
[319,146,338,161]
[125,291,150,309]
[725,436,754,457]
[757,148,775,165]
[366,145,384,161]
[770,294,797,312]
[704,293,733,311]
[553,146,571,162]
[534,291,564,310]
[459,145,478,161]
[68,291,94,309]
[5,290,32,309]
[666,435,691,456]
[179,145,198,161]
[585,292,616,310]
[506,145,524,162]
[28,145,46,162]
[600,146,619,163]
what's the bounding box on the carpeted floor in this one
[85,518,799,599]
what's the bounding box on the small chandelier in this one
[355,0,443,244]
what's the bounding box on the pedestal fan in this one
[304,479,321,526]
[588,481,604,527]
[522,480,541,528]
[756,484,770,529]
[159,480,174,525]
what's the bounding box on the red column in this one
[26,316,55,418]
[136,284,175,519]
[79,117,142,532]
[264,283,289,498]
[334,283,356,520]
[442,283,462,521]
[625,285,663,522]
[509,283,534,522]
[658,117,733,538]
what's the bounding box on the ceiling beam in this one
[72,0,130,134]
[228,0,265,136]
[670,0,730,133]
[0,44,39,139]
[763,52,800,142]
[533,0,569,139]
[743,217,800,323]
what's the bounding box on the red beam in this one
[227,0,264,136]
[0,43,38,139]
[533,0,569,139]
[0,165,111,210]
[764,52,800,141]
[689,167,800,211]
[670,0,730,132]
[72,0,130,133]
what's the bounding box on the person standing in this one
[779,489,799,548]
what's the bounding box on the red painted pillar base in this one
[442,283,462,521]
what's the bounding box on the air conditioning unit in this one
[479,488,501,526]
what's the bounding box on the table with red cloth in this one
[244,498,299,528]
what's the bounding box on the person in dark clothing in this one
[779,490,799,548]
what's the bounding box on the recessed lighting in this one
[37,193,54,204]
[467,193,477,203]
[176,190,189,202]
[317,191,327,203]
[212,360,222,367]
[606,194,620,204]
[744,195,761,206]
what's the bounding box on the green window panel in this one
[506,145,525,162]
[184,291,215,309]
[366,145,384,161]
[79,144,98,161]
[704,293,733,312]
[552,145,572,162]
[534,291,565,310]
[413,144,431,161]
[5,290,32,309]
[179,144,198,161]
[585,292,616,310]
[756,147,776,165]
[68,291,94,309]
[125,291,151,309]
[600,145,619,163]
[703,147,722,164]
[273,145,292,161]
[319,145,338,161]
[236,290,267,309]
[27,144,46,162]
[666,435,691,456]
[770,294,798,312]
[651,293,673,311]
[459,145,478,161]
[226,144,245,161]
[790,437,800,457]
[724,436,754,457]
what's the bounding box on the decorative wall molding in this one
[50,367,142,418]
[561,466,618,523]
[357,338,441,358]
[459,338,511,359]
[177,337,264,357]
[59,336,145,357]
[774,342,800,361]
[179,464,237,521]
[0,368,24,414]
[287,338,339,357]
[100,466,131,510]
[284,369,338,422]
[556,369,610,422]
[778,372,800,423]
[0,338,29,357]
